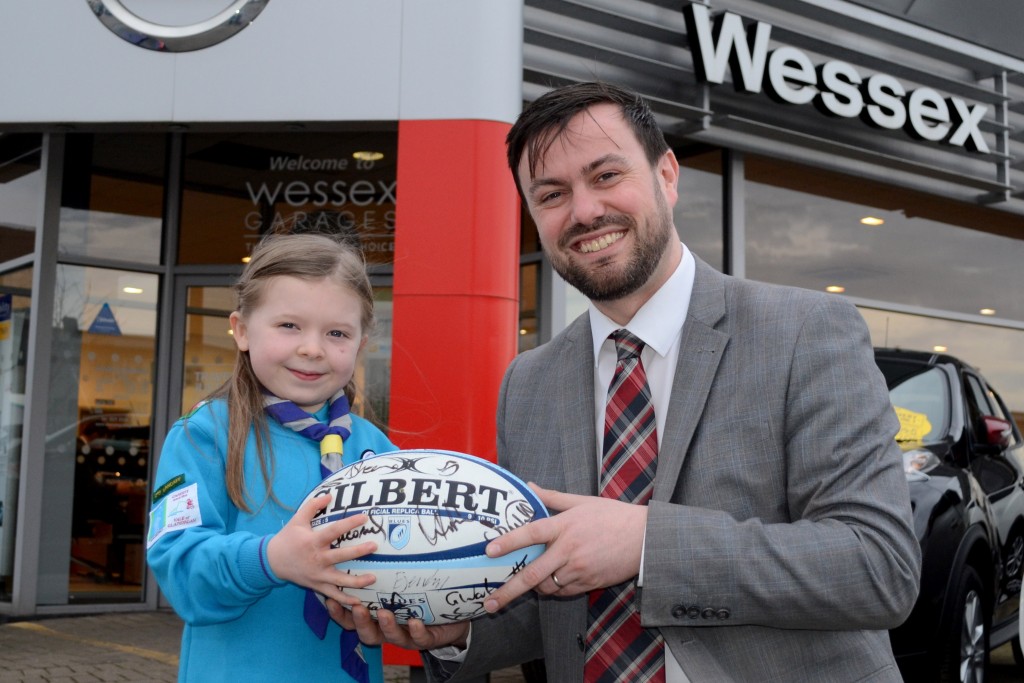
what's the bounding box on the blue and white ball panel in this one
[303,449,549,624]
[339,551,545,624]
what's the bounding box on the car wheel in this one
[938,566,989,683]
[1006,533,1024,586]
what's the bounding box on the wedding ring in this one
[552,574,563,588]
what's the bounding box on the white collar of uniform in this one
[589,243,695,365]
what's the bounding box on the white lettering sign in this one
[682,3,990,154]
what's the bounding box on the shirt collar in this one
[589,244,695,364]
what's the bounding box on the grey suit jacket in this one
[432,257,921,682]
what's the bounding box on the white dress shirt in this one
[588,244,695,683]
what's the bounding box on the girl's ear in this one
[229,311,249,351]
[359,334,369,353]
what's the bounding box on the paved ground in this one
[0,609,526,682]
[0,609,1020,682]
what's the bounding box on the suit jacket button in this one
[716,609,731,620]
[701,607,716,619]
[686,606,701,619]
[576,633,585,652]
[671,605,686,619]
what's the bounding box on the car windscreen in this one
[877,361,951,444]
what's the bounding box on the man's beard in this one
[548,195,674,303]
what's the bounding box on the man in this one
[333,81,921,682]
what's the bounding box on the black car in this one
[875,348,1024,682]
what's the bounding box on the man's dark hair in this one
[505,81,670,200]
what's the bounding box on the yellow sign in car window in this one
[894,406,932,442]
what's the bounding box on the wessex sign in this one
[682,3,990,154]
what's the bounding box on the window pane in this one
[0,135,43,264]
[40,265,158,604]
[967,375,995,416]
[0,266,32,600]
[521,207,539,255]
[519,262,539,352]
[887,367,949,443]
[181,286,235,416]
[179,130,397,265]
[59,134,166,265]
[746,156,1024,322]
[362,287,392,430]
[677,146,723,271]
[985,387,1020,447]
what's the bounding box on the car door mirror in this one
[980,415,1012,450]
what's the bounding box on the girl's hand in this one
[326,600,471,651]
[266,493,377,605]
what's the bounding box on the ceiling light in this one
[825,285,845,293]
[122,286,143,294]
[353,150,384,161]
[980,308,996,316]
[860,216,884,226]
[933,345,947,353]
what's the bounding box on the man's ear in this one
[657,149,680,207]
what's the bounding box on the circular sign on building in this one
[87,0,269,52]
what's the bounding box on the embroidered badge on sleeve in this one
[152,473,186,504]
[147,482,203,548]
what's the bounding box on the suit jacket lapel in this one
[653,257,730,501]
[557,313,599,496]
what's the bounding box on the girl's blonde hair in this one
[213,231,375,511]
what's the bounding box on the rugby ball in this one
[305,449,549,624]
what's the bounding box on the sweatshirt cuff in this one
[239,535,286,589]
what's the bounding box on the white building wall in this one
[0,0,524,125]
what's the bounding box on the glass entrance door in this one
[53,266,159,604]
[169,280,237,421]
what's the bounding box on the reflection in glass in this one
[0,267,32,601]
[180,130,398,266]
[521,207,539,256]
[0,134,43,264]
[519,263,539,352]
[859,306,1024,423]
[59,134,165,266]
[181,286,236,416]
[677,146,723,271]
[362,288,393,430]
[887,367,949,443]
[42,265,158,604]
[745,155,1024,322]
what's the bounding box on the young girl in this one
[146,232,394,683]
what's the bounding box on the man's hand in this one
[327,600,470,650]
[482,484,647,613]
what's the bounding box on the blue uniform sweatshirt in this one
[146,399,396,682]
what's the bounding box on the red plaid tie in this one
[584,329,665,683]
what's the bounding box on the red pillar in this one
[384,118,520,665]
